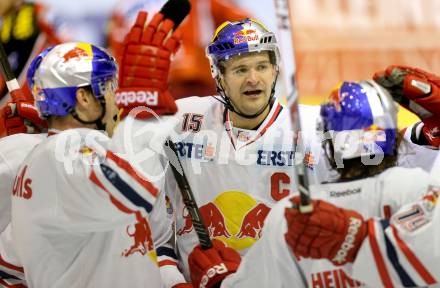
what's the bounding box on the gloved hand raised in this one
[116,11,182,120]
[373,65,440,147]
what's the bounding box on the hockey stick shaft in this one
[164,138,212,249]
[274,0,312,212]
[158,0,213,249]
[0,42,30,102]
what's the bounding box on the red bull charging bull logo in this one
[178,191,271,251]
[122,212,156,261]
[63,46,91,62]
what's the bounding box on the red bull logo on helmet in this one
[233,29,259,45]
[122,212,156,261]
[177,191,271,251]
[62,43,92,62]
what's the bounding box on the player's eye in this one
[233,67,248,75]
[256,63,269,71]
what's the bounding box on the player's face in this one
[221,52,277,116]
[102,79,118,137]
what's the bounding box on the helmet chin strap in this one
[71,99,107,131]
[213,71,279,119]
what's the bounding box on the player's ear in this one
[75,88,100,120]
[76,87,93,108]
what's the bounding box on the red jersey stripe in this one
[391,225,436,285]
[106,151,158,197]
[367,220,394,288]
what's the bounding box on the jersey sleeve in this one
[158,167,189,287]
[398,124,439,172]
[352,185,440,287]
[378,167,431,218]
[0,151,14,232]
[54,130,159,233]
[112,116,184,287]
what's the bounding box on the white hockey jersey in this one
[164,96,327,282]
[0,133,44,286]
[351,155,440,287]
[398,122,439,172]
[0,133,44,232]
[161,96,437,286]
[222,166,430,288]
[11,128,163,288]
[111,115,187,285]
[0,224,25,286]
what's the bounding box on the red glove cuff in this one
[116,88,177,120]
[285,197,367,266]
[421,115,440,148]
[14,102,47,129]
[330,210,367,265]
[0,101,47,137]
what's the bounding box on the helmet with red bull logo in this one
[206,18,280,79]
[320,80,398,163]
[206,19,280,119]
[27,42,118,118]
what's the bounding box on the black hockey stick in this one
[274,0,312,213]
[0,42,30,102]
[164,138,213,249]
[157,0,213,249]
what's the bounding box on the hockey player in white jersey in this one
[156,18,326,288]
[186,80,434,287]
[10,42,165,288]
[0,42,49,287]
[283,156,440,287]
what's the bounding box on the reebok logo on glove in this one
[200,263,228,288]
[411,79,431,95]
[116,91,159,106]
[332,217,362,264]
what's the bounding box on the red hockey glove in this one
[116,11,182,120]
[0,101,47,137]
[284,196,367,266]
[188,239,241,288]
[373,65,440,147]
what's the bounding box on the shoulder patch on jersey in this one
[421,185,439,212]
[393,185,439,233]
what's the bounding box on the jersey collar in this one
[225,99,283,150]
